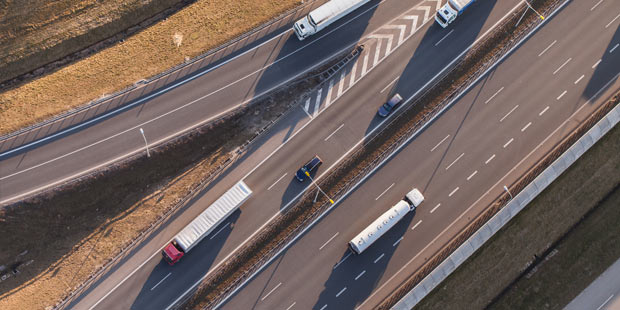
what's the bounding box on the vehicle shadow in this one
[580,25,620,104]
[311,209,415,309]
[129,211,241,309]
[364,0,498,137]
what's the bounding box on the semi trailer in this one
[293,0,371,40]
[435,0,475,28]
[162,181,252,265]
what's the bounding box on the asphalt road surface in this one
[65,0,530,309]
[219,0,620,309]
[565,257,620,310]
[0,0,414,204]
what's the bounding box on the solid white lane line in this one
[606,13,620,28]
[485,154,496,165]
[435,29,454,46]
[557,90,567,100]
[375,183,396,200]
[349,62,357,88]
[333,252,353,270]
[445,152,465,170]
[374,253,385,263]
[448,187,459,197]
[319,232,340,251]
[538,40,557,57]
[320,304,328,310]
[485,86,505,104]
[362,53,369,75]
[503,138,514,148]
[610,43,619,53]
[430,203,441,213]
[430,135,450,152]
[325,79,334,108]
[593,59,602,68]
[286,302,296,310]
[150,273,172,291]
[302,99,313,119]
[324,124,345,141]
[338,71,346,97]
[336,287,347,298]
[597,295,614,310]
[381,77,399,93]
[521,122,532,132]
[209,222,230,240]
[261,282,282,301]
[355,270,366,280]
[467,170,478,181]
[393,236,404,246]
[411,220,422,230]
[574,74,585,84]
[539,106,550,116]
[267,173,288,191]
[591,0,603,11]
[313,88,323,117]
[500,104,519,122]
[553,58,572,75]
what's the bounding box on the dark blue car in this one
[378,93,403,117]
[296,155,322,182]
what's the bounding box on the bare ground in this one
[0,0,302,135]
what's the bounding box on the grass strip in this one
[413,111,620,310]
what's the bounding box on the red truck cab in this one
[162,242,184,265]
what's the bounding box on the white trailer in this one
[162,181,252,265]
[435,0,476,28]
[349,188,424,254]
[293,0,371,40]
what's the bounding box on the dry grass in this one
[413,118,620,310]
[0,0,302,135]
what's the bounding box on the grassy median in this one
[413,117,620,310]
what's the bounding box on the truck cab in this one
[293,16,314,40]
[162,242,184,265]
[435,3,457,28]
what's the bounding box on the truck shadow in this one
[310,210,415,309]
[580,25,620,105]
[129,210,240,309]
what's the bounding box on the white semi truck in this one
[349,188,424,254]
[293,0,371,40]
[162,181,252,265]
[435,0,476,28]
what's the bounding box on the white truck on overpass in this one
[162,181,252,265]
[349,188,424,254]
[293,0,371,40]
[435,0,476,28]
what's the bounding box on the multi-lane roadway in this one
[219,0,620,309]
[62,0,536,309]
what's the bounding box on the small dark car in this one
[377,93,403,117]
[296,155,323,182]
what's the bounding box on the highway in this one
[63,0,532,309]
[0,0,405,204]
[565,258,620,310]
[219,0,620,309]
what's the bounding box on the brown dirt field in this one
[0,0,302,135]
[0,0,185,82]
[0,72,319,310]
[413,119,620,310]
